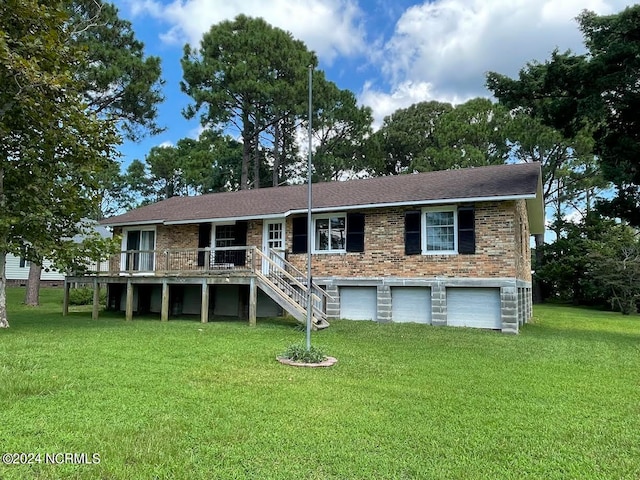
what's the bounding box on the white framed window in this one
[214,224,236,249]
[212,222,246,265]
[121,227,156,271]
[312,213,346,253]
[422,206,457,254]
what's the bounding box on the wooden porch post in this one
[201,281,209,324]
[63,279,70,316]
[249,277,257,326]
[92,277,100,321]
[161,280,169,322]
[125,280,133,321]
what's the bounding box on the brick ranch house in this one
[65,162,544,333]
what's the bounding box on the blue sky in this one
[111,0,635,170]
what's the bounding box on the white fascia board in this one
[101,220,164,228]
[165,213,285,225]
[285,194,536,215]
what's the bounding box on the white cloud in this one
[376,0,635,107]
[359,80,467,129]
[126,0,366,64]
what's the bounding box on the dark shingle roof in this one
[103,162,542,227]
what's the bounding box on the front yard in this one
[1,288,638,479]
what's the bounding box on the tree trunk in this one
[0,165,7,328]
[24,262,42,306]
[0,252,8,328]
[532,233,544,303]
[240,112,251,190]
[253,131,260,189]
[273,121,281,187]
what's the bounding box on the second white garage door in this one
[447,287,501,329]
[340,287,377,321]
[391,287,432,324]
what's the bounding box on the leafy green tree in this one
[418,98,511,171]
[535,217,596,305]
[124,150,184,206]
[487,5,640,226]
[181,15,316,190]
[92,160,134,220]
[587,223,640,314]
[0,0,118,327]
[177,131,244,193]
[23,0,164,306]
[308,73,374,181]
[370,101,453,175]
[535,212,640,312]
[125,131,244,205]
[68,0,164,141]
[371,98,510,175]
[504,111,608,301]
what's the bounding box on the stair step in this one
[313,318,330,330]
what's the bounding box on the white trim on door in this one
[262,219,286,274]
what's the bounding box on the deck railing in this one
[89,246,253,276]
[74,245,331,328]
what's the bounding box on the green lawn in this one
[1,288,639,479]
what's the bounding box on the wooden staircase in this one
[253,248,331,329]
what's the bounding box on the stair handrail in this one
[254,249,322,304]
[265,248,334,303]
[254,248,328,323]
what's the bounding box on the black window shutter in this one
[233,221,248,266]
[458,207,475,254]
[233,221,248,246]
[197,223,211,266]
[291,217,307,254]
[346,213,365,252]
[405,211,422,255]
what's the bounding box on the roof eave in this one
[100,219,165,228]
[162,194,539,224]
[527,173,546,235]
[293,194,538,215]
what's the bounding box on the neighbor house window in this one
[314,214,346,253]
[424,208,456,253]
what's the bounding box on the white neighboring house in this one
[5,224,112,286]
[5,254,65,285]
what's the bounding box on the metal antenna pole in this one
[306,65,313,351]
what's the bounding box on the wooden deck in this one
[65,246,331,329]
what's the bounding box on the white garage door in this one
[340,287,377,321]
[447,287,501,329]
[392,287,432,324]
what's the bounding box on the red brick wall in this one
[110,200,531,280]
[286,201,524,279]
[156,224,198,252]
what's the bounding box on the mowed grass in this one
[1,288,639,479]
